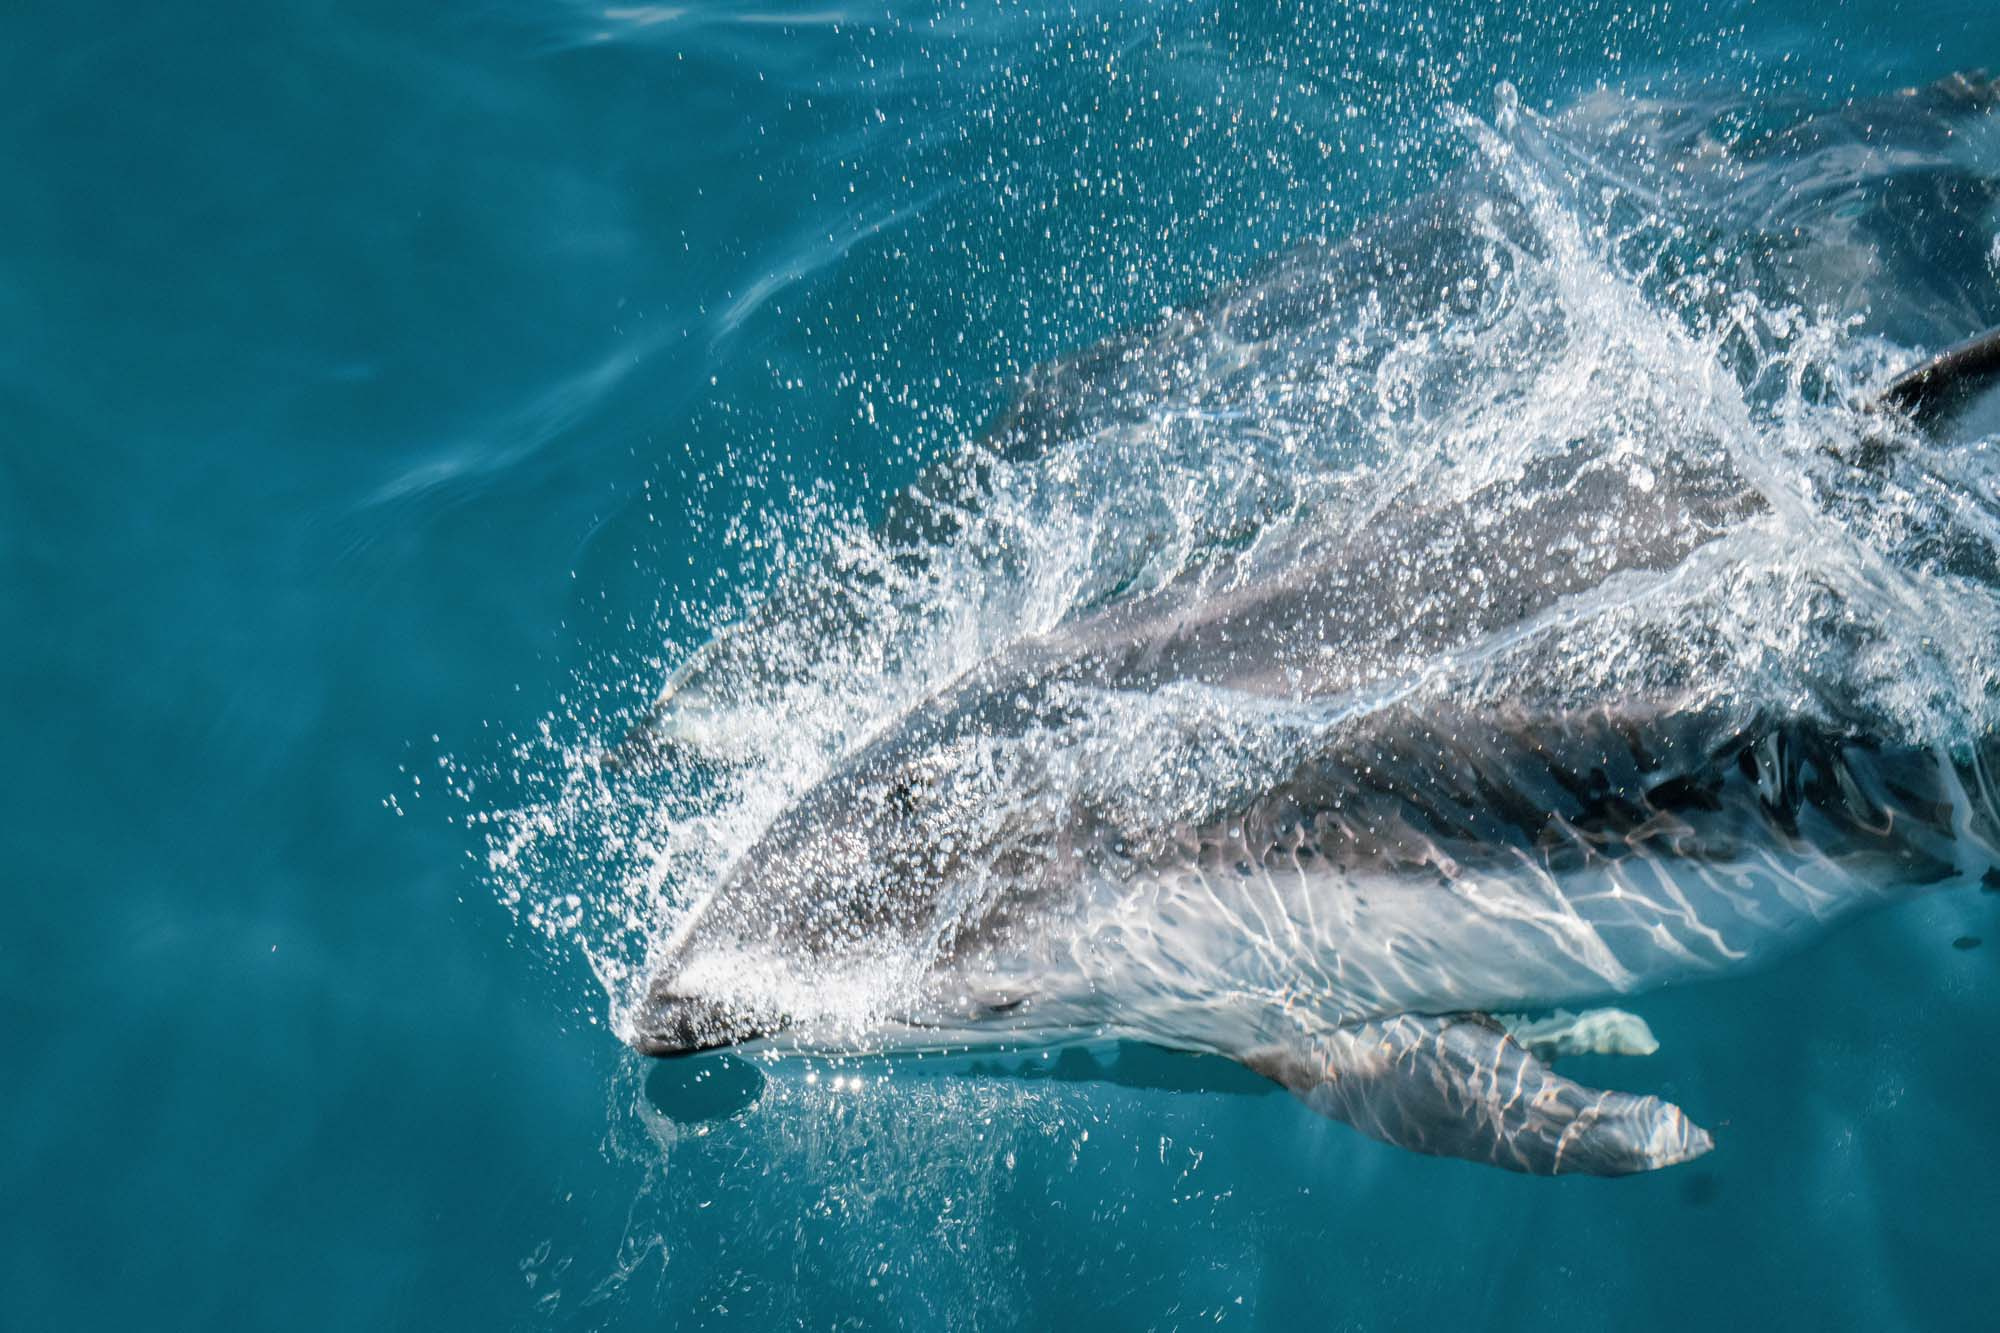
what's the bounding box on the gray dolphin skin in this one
[619,74,2000,1175]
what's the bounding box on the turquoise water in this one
[8,1,2000,1328]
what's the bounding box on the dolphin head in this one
[624,707,1057,1058]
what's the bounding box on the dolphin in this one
[614,76,2000,1175]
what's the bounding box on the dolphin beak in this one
[626,989,776,1058]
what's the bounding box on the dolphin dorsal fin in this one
[1873,325,2000,430]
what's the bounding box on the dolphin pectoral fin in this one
[1241,1014,1712,1176]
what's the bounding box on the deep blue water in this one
[7,1,2000,1328]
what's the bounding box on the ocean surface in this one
[8,1,2000,1328]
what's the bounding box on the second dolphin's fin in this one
[1498,1006,1660,1060]
[1871,325,2000,431]
[1241,1013,1712,1176]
